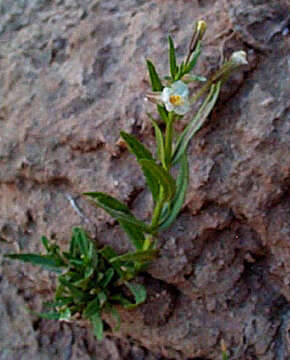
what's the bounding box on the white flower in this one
[161,80,190,115]
[230,50,248,66]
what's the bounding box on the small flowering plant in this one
[5,21,247,340]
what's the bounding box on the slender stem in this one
[150,112,175,230]
[165,111,174,170]
[151,186,165,229]
[191,61,236,104]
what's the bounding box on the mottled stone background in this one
[0,0,289,359]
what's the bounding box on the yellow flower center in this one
[169,95,184,106]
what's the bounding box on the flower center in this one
[169,95,184,106]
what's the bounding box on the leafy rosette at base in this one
[5,228,147,340]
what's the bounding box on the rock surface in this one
[0,0,289,359]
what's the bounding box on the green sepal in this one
[139,159,176,201]
[158,153,189,230]
[146,60,163,91]
[172,82,221,164]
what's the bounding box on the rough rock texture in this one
[0,0,289,359]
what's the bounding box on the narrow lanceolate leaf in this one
[110,307,121,331]
[146,60,163,91]
[168,36,178,79]
[110,249,158,263]
[172,82,221,165]
[149,117,166,168]
[159,153,189,230]
[84,192,153,234]
[5,254,64,273]
[119,131,159,204]
[31,311,63,320]
[41,236,50,252]
[73,227,89,259]
[139,159,176,201]
[120,131,153,161]
[90,313,103,341]
[118,219,145,250]
[141,164,160,203]
[99,268,114,288]
[84,298,100,318]
[125,282,147,309]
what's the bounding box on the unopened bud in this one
[221,339,227,353]
[230,50,248,66]
[197,20,207,40]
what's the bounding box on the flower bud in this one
[197,20,207,40]
[230,50,248,66]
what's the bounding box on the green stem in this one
[191,61,236,104]
[150,113,175,231]
[151,187,165,229]
[165,112,174,170]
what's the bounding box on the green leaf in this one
[5,253,64,273]
[139,159,176,201]
[157,105,169,122]
[73,227,89,259]
[84,297,100,318]
[146,60,163,91]
[159,153,189,230]
[41,236,50,252]
[44,298,72,308]
[98,292,107,307]
[90,313,103,341]
[119,131,159,203]
[120,131,153,162]
[110,249,158,263]
[168,36,178,80]
[99,246,118,261]
[125,282,147,309]
[110,294,132,307]
[110,307,121,331]
[84,192,153,234]
[31,311,63,320]
[140,165,160,203]
[148,116,166,168]
[172,82,221,164]
[118,219,145,250]
[99,268,115,288]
